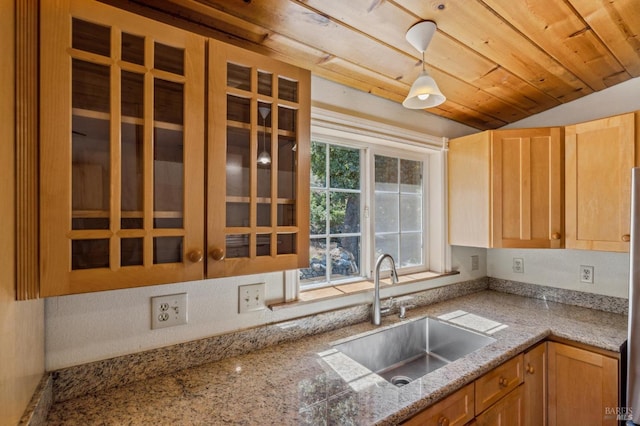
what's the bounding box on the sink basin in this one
[333,317,495,386]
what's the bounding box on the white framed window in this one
[296,108,449,292]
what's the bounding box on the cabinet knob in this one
[498,377,509,387]
[551,232,561,240]
[526,363,535,374]
[187,249,204,263]
[623,234,631,242]
[210,248,225,261]
[437,416,450,426]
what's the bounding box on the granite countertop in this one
[45,290,628,425]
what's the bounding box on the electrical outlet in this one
[151,293,187,329]
[512,257,524,273]
[580,265,594,284]
[471,255,479,271]
[239,283,266,313]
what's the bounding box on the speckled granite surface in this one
[45,288,628,425]
[50,278,488,404]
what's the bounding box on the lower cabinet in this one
[404,340,618,426]
[548,342,619,426]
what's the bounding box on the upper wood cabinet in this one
[39,0,310,296]
[448,128,563,248]
[207,40,310,278]
[565,112,638,252]
[41,0,206,296]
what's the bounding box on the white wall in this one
[488,76,640,299]
[44,77,479,371]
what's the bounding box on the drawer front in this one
[404,383,475,426]
[475,354,524,414]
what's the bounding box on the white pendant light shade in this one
[402,70,446,109]
[403,20,446,109]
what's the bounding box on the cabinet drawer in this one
[475,354,524,414]
[475,384,524,425]
[403,383,475,426]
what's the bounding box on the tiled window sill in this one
[269,270,459,310]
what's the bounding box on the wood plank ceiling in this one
[125,0,640,130]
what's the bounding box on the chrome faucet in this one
[372,253,399,325]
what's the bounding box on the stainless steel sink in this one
[333,317,495,386]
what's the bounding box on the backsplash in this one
[489,277,628,315]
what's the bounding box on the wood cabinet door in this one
[208,39,310,278]
[40,0,205,295]
[448,132,492,247]
[565,113,636,252]
[523,342,547,426]
[548,342,619,426]
[492,128,563,248]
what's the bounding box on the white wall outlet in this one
[239,283,266,313]
[151,293,188,329]
[512,257,524,273]
[580,265,594,284]
[471,255,479,271]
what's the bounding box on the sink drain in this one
[390,376,413,387]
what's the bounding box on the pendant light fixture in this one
[402,21,446,109]
[257,106,271,165]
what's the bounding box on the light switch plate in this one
[239,283,266,313]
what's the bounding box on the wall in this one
[488,76,640,300]
[0,0,46,424]
[45,76,481,371]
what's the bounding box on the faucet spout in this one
[372,254,399,325]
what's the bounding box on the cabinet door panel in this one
[524,342,547,426]
[565,113,635,252]
[492,128,563,248]
[41,0,205,295]
[475,385,524,426]
[548,342,618,426]
[208,39,310,278]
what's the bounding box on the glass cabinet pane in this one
[121,71,143,118]
[277,233,296,255]
[278,77,298,102]
[121,33,144,65]
[226,234,249,258]
[154,236,183,264]
[226,128,250,198]
[121,123,143,229]
[227,63,251,91]
[154,127,184,229]
[73,59,110,112]
[278,136,296,200]
[72,18,110,57]
[72,239,109,270]
[256,234,270,256]
[154,42,184,75]
[121,238,143,266]
[258,71,272,96]
[71,115,110,230]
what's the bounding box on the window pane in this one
[300,238,327,284]
[400,233,422,268]
[401,159,422,193]
[310,191,327,235]
[330,146,359,190]
[375,193,399,233]
[400,194,422,232]
[375,234,398,263]
[375,155,398,191]
[311,142,326,188]
[329,236,360,280]
[330,192,360,234]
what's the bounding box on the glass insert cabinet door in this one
[208,40,310,278]
[40,0,205,296]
